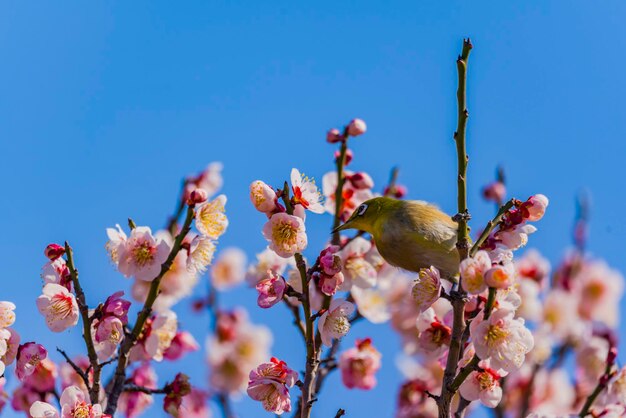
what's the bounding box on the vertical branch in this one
[280,183,318,418]
[438,38,473,418]
[104,205,196,415]
[64,243,102,404]
[331,137,349,245]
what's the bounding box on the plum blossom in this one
[497,224,537,250]
[460,250,491,294]
[210,248,247,290]
[41,258,71,288]
[484,262,516,289]
[57,385,104,417]
[515,249,551,285]
[195,194,229,239]
[59,356,90,396]
[246,248,292,286]
[262,213,307,258]
[414,308,451,359]
[186,236,216,275]
[521,194,549,221]
[318,298,355,346]
[93,316,124,361]
[247,357,298,415]
[0,302,16,328]
[1,328,20,365]
[411,267,442,312]
[105,224,127,264]
[36,284,79,333]
[256,271,286,309]
[482,181,506,204]
[326,128,344,143]
[347,172,374,190]
[193,162,224,198]
[291,168,324,214]
[145,311,178,362]
[574,260,623,327]
[339,237,377,289]
[30,401,60,418]
[313,246,344,296]
[339,338,382,390]
[44,243,65,260]
[180,387,211,418]
[16,342,47,381]
[322,171,373,221]
[250,180,278,213]
[542,289,584,341]
[23,358,57,393]
[470,308,533,372]
[163,373,191,416]
[117,226,170,282]
[459,368,503,408]
[350,285,392,324]
[163,331,199,361]
[117,363,156,418]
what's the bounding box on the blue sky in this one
[2,1,626,417]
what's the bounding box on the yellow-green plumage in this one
[336,197,459,278]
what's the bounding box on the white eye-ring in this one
[357,204,368,216]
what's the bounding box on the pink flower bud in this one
[250,180,278,213]
[482,181,506,204]
[256,271,287,308]
[319,246,342,276]
[347,118,367,136]
[349,172,374,190]
[187,188,208,205]
[607,346,618,366]
[335,148,354,166]
[44,244,65,260]
[484,263,516,289]
[384,184,407,199]
[522,194,549,221]
[326,128,344,144]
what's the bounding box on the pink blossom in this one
[30,401,60,418]
[23,358,57,393]
[41,258,71,288]
[415,309,451,358]
[117,363,156,418]
[163,331,199,361]
[542,289,584,341]
[262,213,307,258]
[339,338,382,390]
[318,299,355,346]
[497,224,537,250]
[484,262,516,289]
[246,248,292,286]
[117,226,170,281]
[347,118,367,136]
[256,271,286,309]
[411,267,442,312]
[521,194,549,221]
[250,180,278,213]
[574,260,623,327]
[326,128,344,143]
[247,358,298,415]
[384,183,407,199]
[59,385,104,417]
[322,171,373,221]
[93,316,124,361]
[36,284,79,332]
[459,368,503,408]
[350,285,391,324]
[195,194,229,239]
[16,342,47,381]
[0,302,16,328]
[515,249,551,286]
[102,291,131,323]
[186,235,217,275]
[59,356,91,396]
[12,384,43,414]
[163,373,191,416]
[339,237,377,289]
[1,328,20,365]
[145,311,178,362]
[210,247,247,290]
[460,250,492,294]
[470,309,533,372]
[193,162,224,198]
[314,246,344,296]
[105,224,127,265]
[44,243,66,260]
[291,168,325,214]
[180,387,211,418]
[395,378,438,418]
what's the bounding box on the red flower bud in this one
[347,118,367,136]
[44,244,65,260]
[326,128,344,144]
[349,172,374,190]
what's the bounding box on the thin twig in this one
[123,384,168,395]
[283,297,306,340]
[469,198,516,257]
[104,205,197,415]
[57,348,89,387]
[62,244,102,405]
[334,408,346,418]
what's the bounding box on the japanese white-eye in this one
[334,197,460,278]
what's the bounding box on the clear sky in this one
[2,1,626,417]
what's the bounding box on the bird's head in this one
[332,197,400,235]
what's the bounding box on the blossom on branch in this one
[247,357,298,415]
[36,283,79,333]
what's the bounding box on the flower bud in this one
[607,346,618,367]
[44,244,65,261]
[482,181,506,204]
[523,194,549,221]
[347,118,367,136]
[484,262,516,289]
[384,184,407,199]
[187,188,208,205]
[326,128,344,144]
[349,172,374,190]
[335,148,353,166]
[250,181,278,213]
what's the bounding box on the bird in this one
[334,197,460,278]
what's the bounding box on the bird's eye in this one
[357,204,368,216]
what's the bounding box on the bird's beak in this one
[332,222,349,234]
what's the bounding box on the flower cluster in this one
[247,357,298,415]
